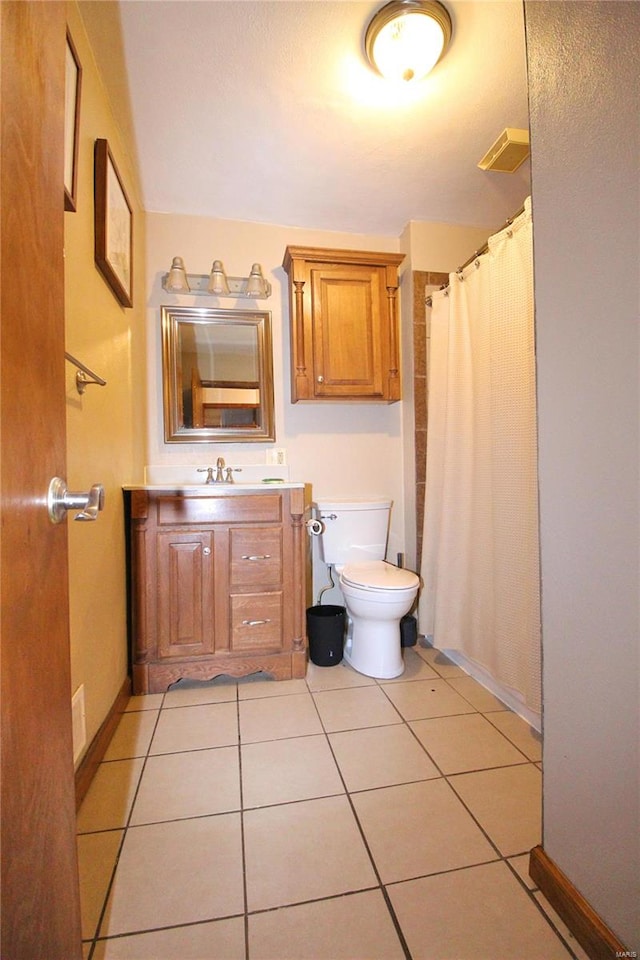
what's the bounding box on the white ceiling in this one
[81,0,531,237]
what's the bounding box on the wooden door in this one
[0,3,83,957]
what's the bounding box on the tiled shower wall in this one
[413,270,448,570]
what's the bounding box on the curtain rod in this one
[425,201,527,307]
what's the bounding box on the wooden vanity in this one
[124,484,311,694]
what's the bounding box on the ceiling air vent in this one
[478,128,530,173]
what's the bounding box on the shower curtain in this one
[418,198,541,716]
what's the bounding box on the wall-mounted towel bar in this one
[65,352,107,395]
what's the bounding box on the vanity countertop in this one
[123,482,306,492]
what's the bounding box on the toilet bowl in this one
[339,560,419,679]
[314,498,420,680]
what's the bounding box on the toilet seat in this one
[341,560,419,592]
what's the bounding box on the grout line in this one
[83,661,559,957]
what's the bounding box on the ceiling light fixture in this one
[365,0,452,82]
[161,258,271,299]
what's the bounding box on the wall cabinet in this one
[126,486,310,693]
[282,246,405,402]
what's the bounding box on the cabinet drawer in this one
[230,528,282,587]
[156,494,282,526]
[230,593,283,652]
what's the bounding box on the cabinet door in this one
[157,531,215,659]
[311,264,386,399]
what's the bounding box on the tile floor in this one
[78,643,589,960]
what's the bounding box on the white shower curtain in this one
[419,198,541,716]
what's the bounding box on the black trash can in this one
[400,613,417,647]
[307,605,345,666]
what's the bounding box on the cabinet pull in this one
[242,619,271,626]
[241,554,271,561]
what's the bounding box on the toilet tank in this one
[314,498,392,565]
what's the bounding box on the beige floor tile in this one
[248,889,405,959]
[414,643,467,677]
[125,694,164,712]
[77,830,123,940]
[446,674,509,712]
[380,647,439,683]
[305,660,375,692]
[92,917,245,959]
[388,861,574,960]
[149,701,238,754]
[380,678,476,721]
[100,814,244,937]
[241,734,343,807]
[238,677,309,699]
[409,713,528,774]
[508,852,538,889]
[103,711,158,761]
[239,692,322,743]
[485,709,543,761]
[534,892,593,960]
[244,795,377,911]
[329,724,440,792]
[77,758,144,833]
[449,763,542,856]
[130,747,240,824]
[351,779,496,883]
[313,685,402,732]
[163,681,237,708]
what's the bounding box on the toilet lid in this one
[341,561,419,591]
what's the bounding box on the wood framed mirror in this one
[161,305,275,443]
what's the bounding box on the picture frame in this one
[64,29,82,212]
[94,138,133,307]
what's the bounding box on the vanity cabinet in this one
[126,486,310,693]
[282,246,405,402]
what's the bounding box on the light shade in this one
[208,260,230,296]
[365,0,452,82]
[165,256,190,293]
[246,263,267,298]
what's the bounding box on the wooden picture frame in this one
[94,139,133,307]
[64,29,82,211]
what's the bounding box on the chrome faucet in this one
[197,458,229,484]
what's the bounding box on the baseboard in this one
[529,845,631,960]
[75,677,131,810]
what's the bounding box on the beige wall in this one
[526,0,639,949]
[64,2,146,758]
[145,214,491,596]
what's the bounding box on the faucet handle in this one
[197,467,215,484]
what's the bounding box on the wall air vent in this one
[478,128,530,173]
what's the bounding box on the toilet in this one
[314,498,420,679]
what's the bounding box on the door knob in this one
[47,477,105,524]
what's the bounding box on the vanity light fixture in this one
[161,258,272,299]
[365,0,452,82]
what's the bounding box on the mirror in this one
[161,305,275,443]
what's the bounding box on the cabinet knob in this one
[317,375,324,383]
[203,547,211,556]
